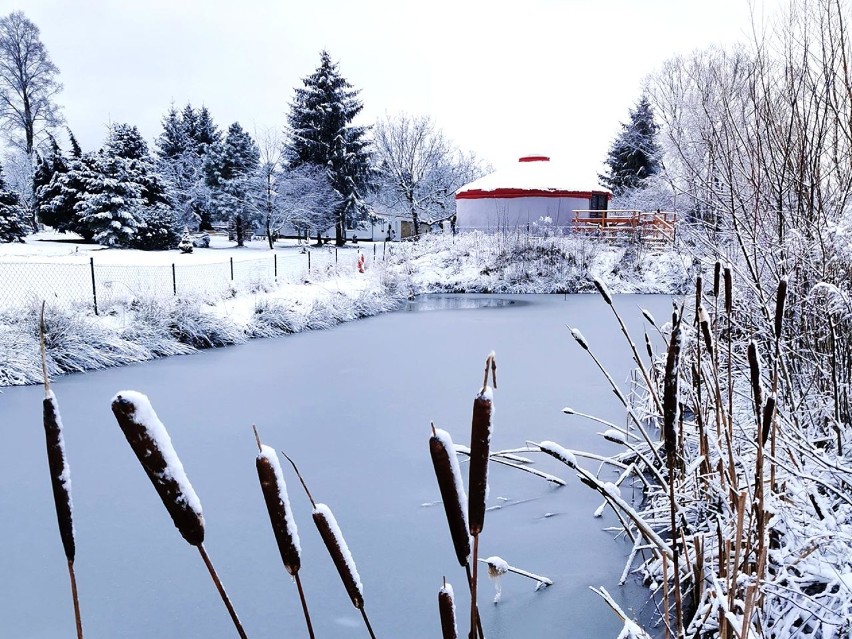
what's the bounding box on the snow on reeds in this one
[438,580,457,639]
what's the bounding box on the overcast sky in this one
[16,0,779,186]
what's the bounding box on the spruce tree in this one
[156,105,188,161]
[599,94,661,196]
[285,50,372,245]
[0,161,26,242]
[204,122,259,246]
[33,134,66,224]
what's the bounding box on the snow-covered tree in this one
[156,103,220,230]
[0,12,62,156]
[599,94,661,196]
[204,122,259,246]
[0,161,26,242]
[285,50,372,246]
[373,113,487,236]
[33,133,68,227]
[277,163,339,243]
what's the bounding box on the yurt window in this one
[589,193,608,211]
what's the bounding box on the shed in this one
[455,156,612,232]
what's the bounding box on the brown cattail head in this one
[312,503,364,609]
[256,444,301,576]
[694,275,703,323]
[761,394,776,447]
[645,331,653,360]
[438,580,458,639]
[724,265,733,315]
[713,261,721,298]
[663,318,682,462]
[594,277,613,305]
[429,427,471,567]
[698,305,713,355]
[747,341,763,418]
[774,277,788,341]
[43,391,75,562]
[468,385,493,536]
[111,391,205,546]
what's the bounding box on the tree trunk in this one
[411,211,420,241]
[235,215,244,247]
[335,212,345,246]
[266,216,274,250]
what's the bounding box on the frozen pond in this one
[0,293,674,638]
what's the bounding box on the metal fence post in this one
[335,248,338,264]
[172,263,177,296]
[230,257,234,281]
[373,243,376,262]
[90,257,99,316]
[274,253,278,282]
[308,251,311,272]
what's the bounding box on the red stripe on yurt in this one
[518,155,550,162]
[455,189,612,200]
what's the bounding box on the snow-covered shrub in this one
[191,232,211,248]
[133,205,182,250]
[165,298,245,348]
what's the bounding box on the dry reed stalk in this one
[593,277,663,415]
[252,428,313,639]
[39,304,83,639]
[438,579,458,639]
[283,453,376,639]
[468,352,496,639]
[110,392,247,639]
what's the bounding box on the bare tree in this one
[0,12,62,156]
[372,113,487,237]
[277,164,339,244]
[256,127,285,249]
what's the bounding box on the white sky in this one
[15,0,780,186]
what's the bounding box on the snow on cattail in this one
[312,503,364,610]
[468,385,493,536]
[256,444,301,576]
[43,390,76,562]
[641,308,657,327]
[570,328,589,351]
[698,305,714,354]
[774,276,788,340]
[429,427,471,567]
[111,391,204,546]
[438,580,458,639]
[602,429,627,445]
[538,441,577,469]
[593,277,613,305]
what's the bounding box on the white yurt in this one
[455,155,612,232]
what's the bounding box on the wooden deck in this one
[571,210,676,243]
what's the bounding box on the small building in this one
[455,155,612,232]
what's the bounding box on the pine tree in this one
[204,122,259,246]
[599,94,661,196]
[67,128,82,158]
[156,105,189,161]
[194,106,220,152]
[285,50,372,246]
[0,161,26,242]
[33,134,66,223]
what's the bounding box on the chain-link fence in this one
[0,245,378,314]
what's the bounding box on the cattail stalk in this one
[40,303,83,639]
[253,428,313,639]
[110,392,246,639]
[284,453,376,639]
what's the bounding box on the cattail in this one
[594,277,613,305]
[641,308,657,327]
[774,277,788,340]
[312,503,364,609]
[40,304,83,639]
[538,441,577,469]
[747,341,763,417]
[429,426,471,567]
[724,264,733,315]
[43,391,75,562]
[256,443,301,575]
[663,320,682,461]
[713,261,721,298]
[561,406,575,415]
[698,305,713,355]
[570,328,589,351]
[694,275,703,322]
[438,580,458,639]
[645,331,653,360]
[468,385,493,536]
[761,394,776,447]
[111,391,204,546]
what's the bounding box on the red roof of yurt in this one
[455,156,611,200]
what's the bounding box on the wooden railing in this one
[571,210,677,243]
